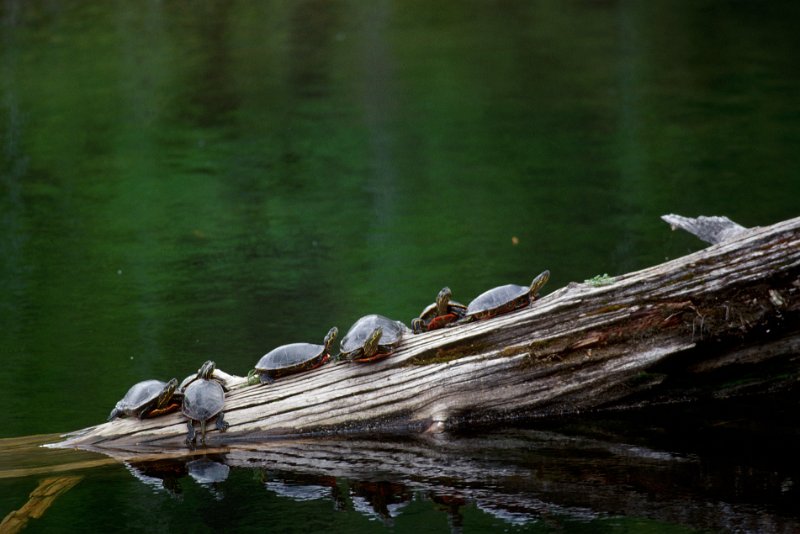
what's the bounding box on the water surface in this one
[1,0,799,531]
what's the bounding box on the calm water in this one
[1,0,799,532]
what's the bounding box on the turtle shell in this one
[254,327,337,382]
[179,373,197,392]
[340,314,407,359]
[419,300,467,323]
[465,284,530,319]
[182,379,225,422]
[109,379,175,420]
[256,343,327,376]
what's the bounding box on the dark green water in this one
[1,0,799,532]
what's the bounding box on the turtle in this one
[463,270,550,322]
[179,360,228,393]
[411,287,467,333]
[252,326,338,384]
[186,457,230,485]
[182,360,229,445]
[108,378,180,421]
[339,314,409,362]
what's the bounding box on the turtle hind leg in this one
[185,420,196,445]
[216,412,229,432]
[200,420,207,444]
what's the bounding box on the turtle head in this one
[435,287,452,315]
[323,326,339,352]
[198,360,216,380]
[411,317,424,334]
[108,406,121,421]
[362,326,383,359]
[529,270,550,298]
[157,378,179,408]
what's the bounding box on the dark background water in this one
[1,0,799,532]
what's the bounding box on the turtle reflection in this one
[349,481,412,524]
[124,455,229,499]
[124,459,188,497]
[429,492,466,534]
[187,456,230,500]
[262,471,345,510]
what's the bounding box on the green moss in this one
[584,273,615,286]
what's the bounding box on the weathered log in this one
[54,214,800,454]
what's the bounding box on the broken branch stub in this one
[661,214,749,244]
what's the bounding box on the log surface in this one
[55,214,800,454]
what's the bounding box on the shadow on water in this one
[5,397,797,532]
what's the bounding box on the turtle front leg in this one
[185,420,196,444]
[216,412,229,432]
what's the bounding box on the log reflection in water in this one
[117,404,800,532]
[125,453,230,499]
[0,475,83,534]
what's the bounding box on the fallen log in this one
[54,214,800,454]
